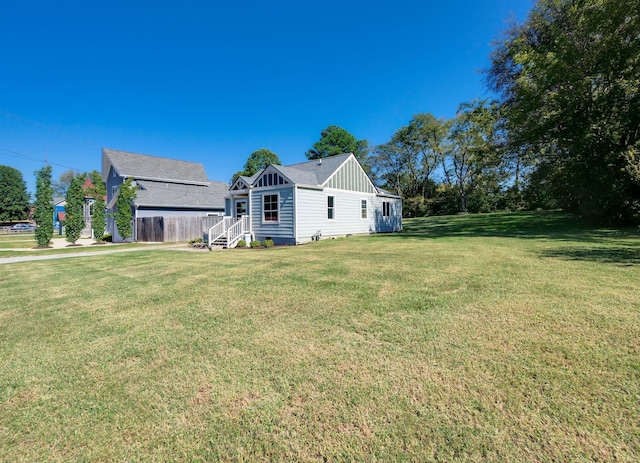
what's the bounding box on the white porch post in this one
[248,185,253,241]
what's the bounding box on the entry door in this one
[235,200,247,219]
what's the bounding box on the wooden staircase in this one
[206,216,249,249]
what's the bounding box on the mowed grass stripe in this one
[0,212,638,461]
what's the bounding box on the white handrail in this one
[226,215,249,248]
[208,216,232,247]
[207,215,250,249]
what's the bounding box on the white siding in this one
[251,186,295,244]
[373,196,403,232]
[296,187,379,243]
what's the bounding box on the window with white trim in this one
[327,196,335,220]
[263,194,279,222]
[361,199,367,219]
[112,185,119,197]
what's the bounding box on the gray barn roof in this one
[102,148,209,184]
[134,180,228,209]
[102,147,230,210]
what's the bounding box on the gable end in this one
[255,167,291,189]
[324,157,376,193]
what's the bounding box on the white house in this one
[222,153,402,246]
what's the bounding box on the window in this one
[263,194,279,222]
[361,199,367,219]
[383,201,390,217]
[112,185,119,197]
[327,196,335,220]
[257,172,288,188]
[235,200,247,219]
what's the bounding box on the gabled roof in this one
[278,153,353,185]
[102,148,209,184]
[242,153,399,198]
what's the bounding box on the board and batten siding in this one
[295,187,378,243]
[251,186,295,245]
[325,157,377,194]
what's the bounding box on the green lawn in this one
[0,232,37,249]
[1,211,638,461]
[0,234,169,256]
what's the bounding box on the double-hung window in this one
[327,196,335,220]
[383,201,390,217]
[263,194,279,222]
[361,199,367,219]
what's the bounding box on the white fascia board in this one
[295,184,324,191]
[261,164,295,186]
[128,176,210,186]
[320,153,353,186]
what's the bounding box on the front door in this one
[235,200,247,219]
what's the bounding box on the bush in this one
[237,239,246,248]
[189,237,203,244]
[263,239,274,248]
[101,234,112,242]
[250,240,262,248]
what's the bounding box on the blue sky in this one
[0,0,533,194]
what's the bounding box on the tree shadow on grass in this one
[538,246,640,266]
[394,211,640,244]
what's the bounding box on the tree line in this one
[3,0,638,229]
[290,0,640,224]
[238,0,638,224]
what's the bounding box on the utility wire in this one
[0,146,83,171]
[0,109,101,148]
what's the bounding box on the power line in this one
[0,146,83,171]
[0,109,101,148]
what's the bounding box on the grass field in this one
[0,233,169,257]
[1,211,638,461]
[0,232,38,249]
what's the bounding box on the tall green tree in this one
[373,114,449,216]
[34,165,54,247]
[89,170,106,241]
[306,125,370,173]
[488,0,640,223]
[0,165,30,222]
[115,178,137,241]
[231,148,281,183]
[64,173,86,244]
[444,100,503,213]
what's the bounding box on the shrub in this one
[189,237,203,244]
[237,239,246,248]
[263,239,274,248]
[101,234,112,242]
[250,240,262,248]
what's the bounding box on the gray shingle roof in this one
[281,153,352,185]
[134,180,228,209]
[102,148,209,184]
[272,165,320,186]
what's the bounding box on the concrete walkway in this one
[0,238,188,265]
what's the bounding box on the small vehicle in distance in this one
[10,223,36,232]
